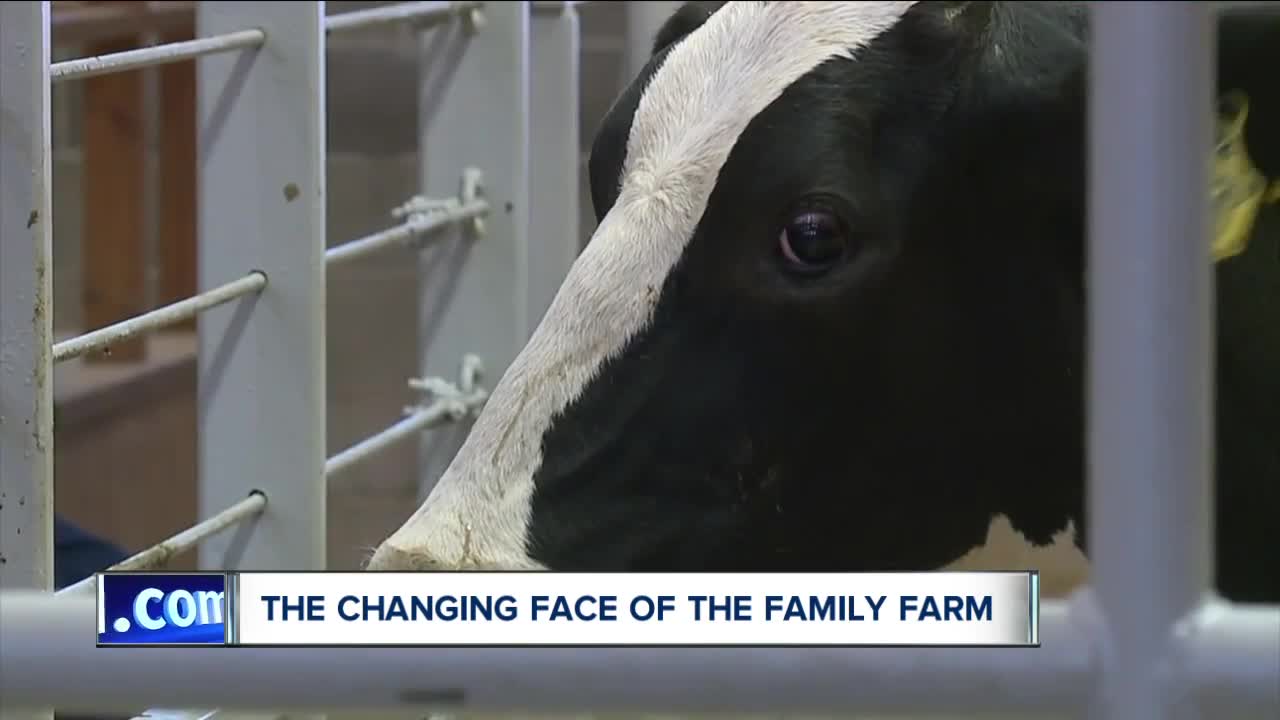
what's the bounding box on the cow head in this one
[367,2,1280,583]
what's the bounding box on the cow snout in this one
[364,542,450,571]
[363,481,545,571]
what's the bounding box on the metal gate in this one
[1,2,1277,719]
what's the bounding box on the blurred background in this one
[47,0,671,575]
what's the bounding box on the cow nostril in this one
[364,542,445,571]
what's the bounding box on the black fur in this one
[527,2,1279,604]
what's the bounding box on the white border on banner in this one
[229,571,1040,648]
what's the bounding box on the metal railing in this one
[50,28,267,81]
[51,272,268,363]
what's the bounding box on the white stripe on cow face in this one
[367,1,920,571]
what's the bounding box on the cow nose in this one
[364,541,449,571]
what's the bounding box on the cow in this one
[367,1,1280,605]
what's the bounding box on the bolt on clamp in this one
[391,167,488,246]
[460,2,486,34]
[460,166,487,237]
[406,353,489,422]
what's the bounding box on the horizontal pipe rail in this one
[324,388,487,479]
[0,594,1096,715]
[51,28,266,83]
[52,272,267,363]
[1179,600,1280,715]
[324,1,481,34]
[131,710,220,720]
[56,493,268,596]
[324,198,489,266]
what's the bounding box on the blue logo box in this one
[97,572,231,646]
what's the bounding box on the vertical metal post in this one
[415,1,530,500]
[1088,3,1215,720]
[197,1,327,571]
[622,1,680,85]
[528,2,582,328]
[0,0,55,592]
[0,5,54,720]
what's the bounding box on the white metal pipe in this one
[56,493,268,596]
[1087,3,1216,720]
[131,710,220,720]
[527,2,582,333]
[0,0,55,598]
[416,0,529,504]
[324,200,489,266]
[50,28,266,83]
[325,390,486,479]
[1,9,54,719]
[0,593,1096,715]
[1178,600,1280,715]
[52,272,267,363]
[197,2,327,574]
[325,1,480,34]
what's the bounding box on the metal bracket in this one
[460,165,486,236]
[390,167,487,248]
[405,353,488,421]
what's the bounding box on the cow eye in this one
[777,207,849,275]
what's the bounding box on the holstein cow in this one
[369,1,1280,604]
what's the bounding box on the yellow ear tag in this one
[1211,91,1280,263]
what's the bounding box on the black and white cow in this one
[368,1,1280,604]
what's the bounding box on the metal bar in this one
[132,710,220,720]
[1177,600,1280,715]
[0,6,54,720]
[52,272,267,363]
[324,1,480,35]
[323,199,489,266]
[56,493,268,596]
[0,0,55,592]
[50,28,265,83]
[325,390,487,479]
[415,0,529,501]
[526,0,582,329]
[197,1,326,572]
[1087,3,1216,720]
[0,591,1096,715]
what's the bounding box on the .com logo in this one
[111,588,225,633]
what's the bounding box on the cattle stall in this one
[0,2,1278,720]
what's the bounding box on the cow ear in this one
[1212,8,1280,261]
[650,2,722,57]
[933,1,995,31]
[1217,8,1280,179]
[905,1,996,43]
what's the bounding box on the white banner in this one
[232,572,1038,647]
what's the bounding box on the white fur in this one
[369,1,919,570]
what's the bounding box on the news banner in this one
[96,571,1040,647]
